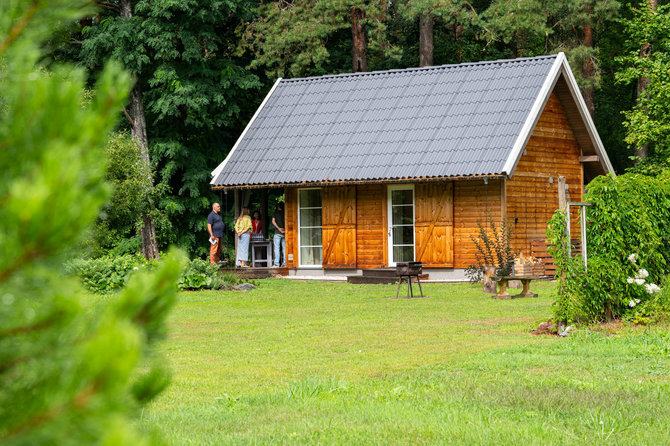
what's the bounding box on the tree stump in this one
[482,266,497,294]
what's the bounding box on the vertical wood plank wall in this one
[322,186,357,268]
[453,179,503,268]
[415,182,454,267]
[356,184,387,269]
[284,187,298,268]
[285,182,457,269]
[506,92,583,257]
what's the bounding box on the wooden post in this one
[261,188,269,239]
[581,205,587,271]
[557,176,567,212]
[242,190,251,208]
[234,189,240,266]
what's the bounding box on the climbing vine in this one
[547,173,670,323]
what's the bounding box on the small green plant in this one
[466,215,515,281]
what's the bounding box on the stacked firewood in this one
[513,253,545,276]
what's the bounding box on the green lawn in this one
[143,280,670,445]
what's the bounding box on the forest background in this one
[47,0,670,261]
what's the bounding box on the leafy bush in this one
[547,173,670,323]
[67,255,240,293]
[178,258,230,290]
[65,255,155,294]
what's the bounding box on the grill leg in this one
[416,275,423,297]
[408,276,412,297]
[396,278,401,299]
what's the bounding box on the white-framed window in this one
[298,188,322,267]
[387,184,415,266]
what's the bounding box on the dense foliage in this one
[617,3,670,173]
[0,0,183,443]
[66,255,236,294]
[548,173,670,323]
[77,0,262,257]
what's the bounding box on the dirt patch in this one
[530,321,560,337]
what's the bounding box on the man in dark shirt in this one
[272,202,285,267]
[207,202,224,264]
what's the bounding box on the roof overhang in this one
[211,174,506,191]
[210,77,283,183]
[502,52,615,179]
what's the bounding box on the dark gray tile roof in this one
[212,54,558,187]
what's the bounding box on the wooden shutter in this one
[414,182,454,267]
[322,186,356,268]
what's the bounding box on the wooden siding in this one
[453,179,503,268]
[506,91,583,258]
[356,185,386,269]
[322,186,357,268]
[284,92,582,274]
[415,182,454,267]
[284,187,298,269]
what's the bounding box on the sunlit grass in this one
[143,280,670,444]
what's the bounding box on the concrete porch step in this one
[347,272,429,284]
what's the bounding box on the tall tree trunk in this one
[351,7,368,72]
[419,15,434,67]
[120,0,160,260]
[582,22,595,118]
[635,0,658,161]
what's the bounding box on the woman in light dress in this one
[234,207,252,267]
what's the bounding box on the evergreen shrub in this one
[548,173,670,323]
[1,1,184,443]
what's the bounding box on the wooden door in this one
[414,182,454,267]
[322,186,356,268]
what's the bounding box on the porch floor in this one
[218,266,288,279]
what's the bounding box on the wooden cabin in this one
[211,53,614,279]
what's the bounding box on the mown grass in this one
[143,280,670,445]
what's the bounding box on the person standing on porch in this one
[272,202,285,267]
[251,210,263,241]
[207,203,224,264]
[235,207,252,267]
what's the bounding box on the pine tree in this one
[0,1,184,443]
[241,0,399,77]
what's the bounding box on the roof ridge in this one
[280,53,560,83]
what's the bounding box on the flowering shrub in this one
[547,173,670,323]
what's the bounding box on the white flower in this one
[628,299,637,308]
[635,269,649,279]
[628,253,638,264]
[634,278,645,286]
[645,283,661,294]
[133,266,139,271]
[627,277,634,284]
